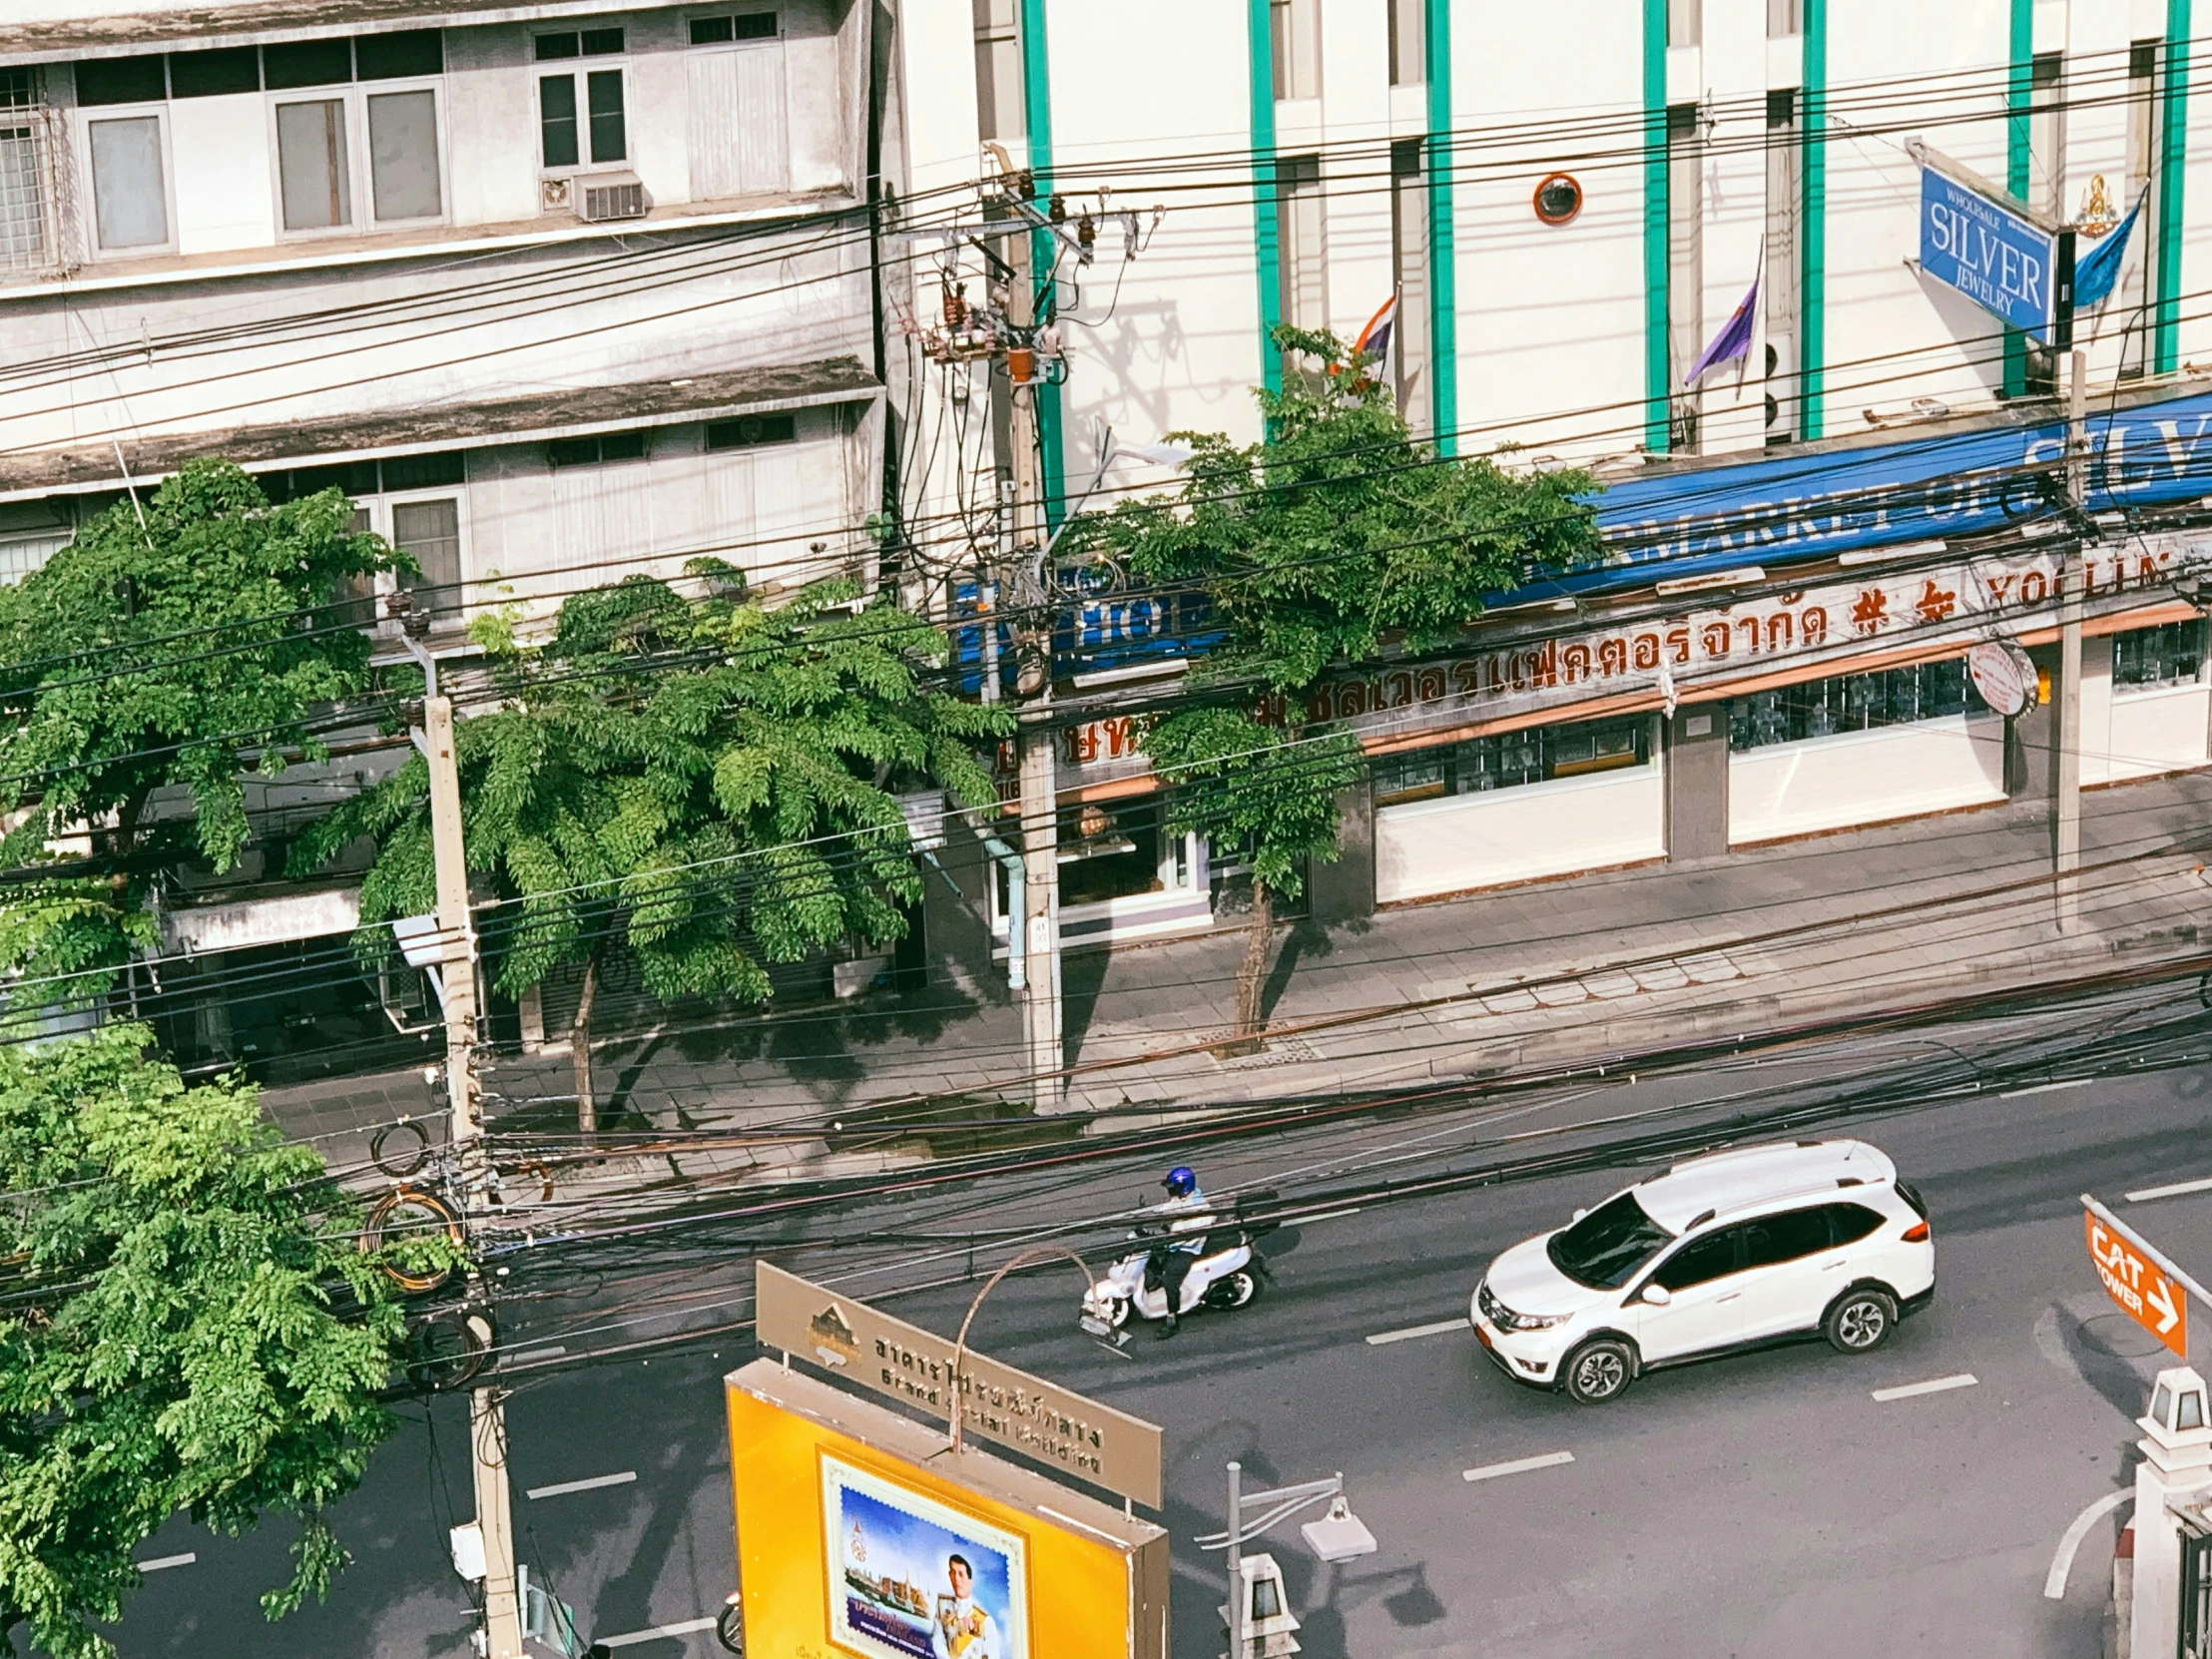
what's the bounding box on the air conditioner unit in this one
[578,173,647,223]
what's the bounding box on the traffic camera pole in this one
[1005,220,1065,1111]
[422,689,524,1659]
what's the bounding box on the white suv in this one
[1468,1139,1935,1404]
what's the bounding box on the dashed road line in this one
[2126,1175,2212,1204]
[1872,1373,1978,1402]
[1998,1078,2094,1100]
[138,1553,196,1572]
[1367,1319,1466,1347]
[527,1470,639,1500]
[1462,1450,1575,1483]
[600,1616,720,1648]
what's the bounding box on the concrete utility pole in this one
[421,690,523,1659]
[2055,348,2086,934]
[1004,223,1065,1111]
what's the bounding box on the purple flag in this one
[1685,272,1760,385]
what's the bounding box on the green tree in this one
[0,461,392,1019]
[0,1025,414,1659]
[1083,326,1602,1042]
[291,571,1012,1129]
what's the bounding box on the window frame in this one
[267,72,450,240]
[535,30,630,176]
[379,486,470,623]
[687,8,786,46]
[75,97,177,259]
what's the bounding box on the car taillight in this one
[1903,1221,1931,1243]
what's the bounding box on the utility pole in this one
[415,667,523,1659]
[2055,346,2086,934]
[1005,222,1065,1111]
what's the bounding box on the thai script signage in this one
[1310,542,2185,736]
[1919,160,2059,339]
[754,1261,1165,1507]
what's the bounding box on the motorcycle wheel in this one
[716,1595,745,1654]
[1203,1270,1261,1311]
[1106,1295,1133,1330]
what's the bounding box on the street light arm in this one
[1193,1477,1343,1549]
[947,1245,1096,1453]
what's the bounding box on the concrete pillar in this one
[1309,775,1376,922]
[2013,642,2060,802]
[2130,1366,2212,1659]
[1665,702,1731,861]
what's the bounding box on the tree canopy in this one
[290,571,1012,1119]
[0,1026,412,1659]
[0,460,393,1011]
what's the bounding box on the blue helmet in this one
[1162,1166,1197,1198]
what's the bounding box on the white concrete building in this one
[0,0,885,622]
[884,0,2212,952]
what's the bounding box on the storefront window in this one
[1373,717,1651,807]
[1729,658,1985,752]
[1057,799,1167,907]
[2113,619,2206,694]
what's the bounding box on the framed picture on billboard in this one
[821,1452,1031,1659]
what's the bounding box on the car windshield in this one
[1547,1191,1676,1289]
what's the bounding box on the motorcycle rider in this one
[1152,1166,1210,1339]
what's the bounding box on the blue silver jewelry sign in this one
[1919,162,2059,342]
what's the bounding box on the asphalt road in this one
[115,1041,2212,1659]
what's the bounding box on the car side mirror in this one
[1572,1208,1589,1223]
[1639,1283,1673,1307]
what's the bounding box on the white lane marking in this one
[1872,1373,1979,1402]
[1462,1450,1575,1483]
[2126,1175,2212,1204]
[509,1345,568,1363]
[1367,1319,1466,1347]
[526,1470,639,1500]
[138,1553,196,1572]
[599,1616,720,1648]
[1998,1078,2095,1100]
[1289,1207,1364,1226]
[2043,1489,2133,1599]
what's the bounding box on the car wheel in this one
[1824,1288,1898,1355]
[1203,1270,1261,1311]
[1562,1339,1636,1404]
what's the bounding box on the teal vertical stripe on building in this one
[1248,0,1282,395]
[1801,0,1828,440]
[2159,0,2192,374]
[1424,0,1456,454]
[1019,0,1064,518]
[1642,0,1668,451]
[2001,0,2032,398]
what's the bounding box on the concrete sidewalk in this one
[270,768,2212,1182]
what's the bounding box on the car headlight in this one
[1477,1280,1567,1333]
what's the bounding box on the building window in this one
[548,430,649,468]
[706,412,798,450]
[1387,0,1423,86]
[1389,141,1431,435]
[1271,0,1320,102]
[365,89,442,220]
[1275,152,1326,336]
[1765,88,1802,446]
[971,0,1024,143]
[276,98,350,230]
[263,37,354,91]
[1728,659,1986,751]
[1058,800,1167,907]
[73,57,168,107]
[691,12,780,44]
[254,451,463,500]
[1373,717,1652,806]
[1667,0,1701,47]
[2121,39,2165,382]
[0,70,54,274]
[0,498,75,585]
[393,498,462,619]
[2113,620,2205,693]
[1666,101,1703,453]
[2028,52,2065,221]
[86,111,169,251]
[538,31,626,170]
[1766,0,1802,34]
[167,46,260,98]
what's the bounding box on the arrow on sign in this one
[2149,1276,2182,1338]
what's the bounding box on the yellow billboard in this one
[728,1360,1168,1659]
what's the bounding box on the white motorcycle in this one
[1079,1195,1277,1337]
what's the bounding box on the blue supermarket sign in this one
[1919,163,2059,342]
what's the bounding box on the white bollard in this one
[2130,1367,2212,1659]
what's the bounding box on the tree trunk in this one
[1226,877,1275,1052]
[571,953,599,1140]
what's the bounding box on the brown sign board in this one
[754,1260,1165,1509]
